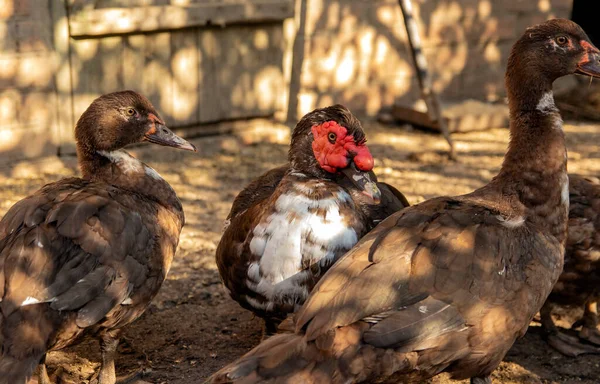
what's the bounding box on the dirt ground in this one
[1,119,600,384]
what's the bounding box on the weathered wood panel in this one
[71,36,124,121]
[204,24,285,123]
[0,0,59,164]
[68,1,295,37]
[67,22,285,133]
[171,30,200,126]
[198,29,221,123]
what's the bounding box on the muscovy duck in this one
[207,19,600,384]
[0,91,196,384]
[216,105,409,334]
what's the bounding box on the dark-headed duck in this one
[541,174,600,355]
[216,105,409,334]
[0,91,196,384]
[207,19,600,384]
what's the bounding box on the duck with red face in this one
[216,104,409,335]
[207,19,600,384]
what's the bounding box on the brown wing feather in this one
[296,197,561,349]
[548,174,600,306]
[226,165,409,223]
[0,177,179,362]
[218,164,409,321]
[208,197,563,383]
[378,181,410,209]
[227,165,288,220]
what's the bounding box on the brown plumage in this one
[216,105,409,334]
[541,174,600,355]
[207,19,600,384]
[0,91,196,384]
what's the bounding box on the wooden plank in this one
[171,30,200,126]
[70,36,124,121]
[198,29,221,123]
[208,24,284,122]
[49,0,74,155]
[68,1,294,38]
[122,34,146,95]
[123,33,174,123]
[143,33,173,123]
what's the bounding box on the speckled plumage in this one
[207,19,599,384]
[541,174,600,355]
[0,91,194,384]
[216,106,409,332]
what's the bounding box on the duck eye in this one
[328,132,337,143]
[556,36,568,45]
[126,108,136,116]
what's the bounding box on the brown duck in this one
[216,105,409,334]
[0,91,196,384]
[541,174,600,356]
[207,19,600,384]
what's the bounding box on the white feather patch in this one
[246,262,310,307]
[561,173,570,208]
[246,189,358,308]
[536,91,556,113]
[255,191,357,284]
[245,296,275,312]
[20,296,41,306]
[97,150,143,174]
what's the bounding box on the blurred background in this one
[0,0,585,164]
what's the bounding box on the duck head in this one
[75,90,196,155]
[507,19,600,109]
[288,104,381,203]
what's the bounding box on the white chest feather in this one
[98,150,143,173]
[250,191,357,285]
[98,150,165,181]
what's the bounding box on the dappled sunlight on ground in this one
[1,119,599,383]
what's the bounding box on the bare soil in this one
[2,119,599,384]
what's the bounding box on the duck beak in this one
[576,40,600,78]
[144,118,197,152]
[340,163,381,204]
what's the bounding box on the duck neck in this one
[494,74,568,242]
[77,146,184,219]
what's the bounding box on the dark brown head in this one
[507,19,600,110]
[75,90,196,155]
[289,105,380,202]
